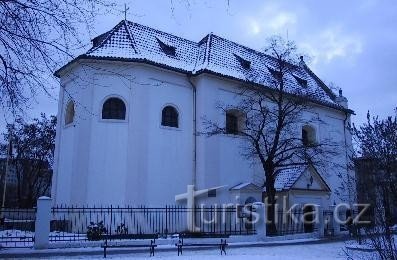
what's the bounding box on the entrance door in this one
[244,197,257,231]
[303,205,315,233]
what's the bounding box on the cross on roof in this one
[124,4,129,20]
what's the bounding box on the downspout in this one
[342,111,352,205]
[187,75,197,187]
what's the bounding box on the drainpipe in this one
[187,76,197,187]
[342,111,352,205]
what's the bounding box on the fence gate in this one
[0,208,36,248]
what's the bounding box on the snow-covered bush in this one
[86,221,107,241]
[116,223,128,235]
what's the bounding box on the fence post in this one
[254,202,266,240]
[333,208,342,236]
[317,206,324,237]
[34,196,52,249]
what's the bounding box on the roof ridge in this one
[301,64,337,101]
[123,20,138,54]
[203,33,212,69]
[192,33,212,73]
[124,20,198,45]
[87,21,125,54]
[210,34,277,62]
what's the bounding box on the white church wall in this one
[53,60,354,208]
[52,71,83,205]
[194,74,260,205]
[54,61,195,206]
[136,66,194,206]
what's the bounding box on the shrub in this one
[86,221,107,241]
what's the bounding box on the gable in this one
[292,167,330,192]
[271,165,330,192]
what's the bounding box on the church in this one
[51,20,354,209]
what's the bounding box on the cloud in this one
[244,3,297,36]
[247,18,261,35]
[300,27,363,66]
[267,12,296,32]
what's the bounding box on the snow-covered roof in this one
[270,165,331,192]
[273,166,307,191]
[230,182,261,191]
[56,20,350,111]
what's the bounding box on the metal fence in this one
[272,209,319,236]
[0,205,345,248]
[0,208,36,248]
[50,205,256,243]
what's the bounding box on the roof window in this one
[293,75,308,88]
[267,66,282,80]
[233,54,251,69]
[156,38,176,56]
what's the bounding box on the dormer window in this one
[156,38,176,56]
[267,66,282,80]
[233,54,251,69]
[293,75,308,88]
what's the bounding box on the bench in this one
[175,237,228,256]
[101,234,158,258]
[179,232,229,239]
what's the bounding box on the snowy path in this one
[44,241,349,259]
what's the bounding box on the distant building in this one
[0,159,18,186]
[52,20,354,208]
[0,158,18,207]
[0,158,52,207]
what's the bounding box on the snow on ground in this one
[42,241,352,260]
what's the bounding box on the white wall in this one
[52,60,353,208]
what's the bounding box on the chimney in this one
[335,88,348,108]
[299,56,305,67]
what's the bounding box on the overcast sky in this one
[12,0,397,126]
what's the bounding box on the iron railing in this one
[50,205,256,243]
[271,209,319,236]
[0,208,36,248]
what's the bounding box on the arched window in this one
[161,106,178,128]
[302,125,316,146]
[102,97,126,120]
[65,100,75,125]
[226,109,244,135]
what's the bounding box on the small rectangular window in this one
[226,113,238,134]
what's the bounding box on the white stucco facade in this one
[52,60,353,208]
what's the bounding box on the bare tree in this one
[203,36,339,234]
[0,0,115,112]
[0,114,56,208]
[352,110,397,260]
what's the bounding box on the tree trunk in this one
[263,164,277,235]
